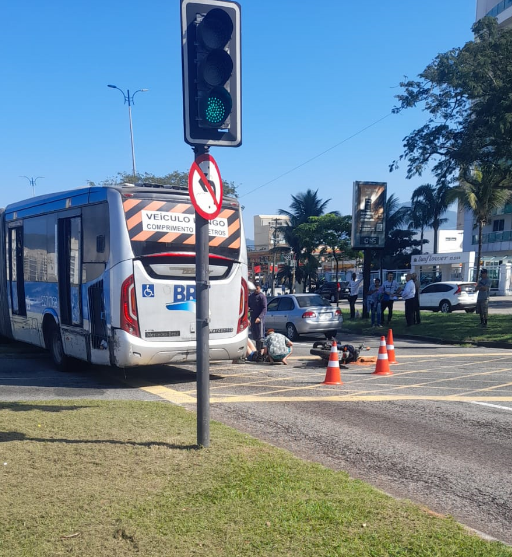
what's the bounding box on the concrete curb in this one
[341,327,512,350]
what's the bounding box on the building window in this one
[493,219,504,232]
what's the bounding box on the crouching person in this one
[263,328,293,365]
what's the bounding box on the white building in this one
[253,215,290,251]
[438,230,464,253]
[453,2,512,294]
[476,0,512,27]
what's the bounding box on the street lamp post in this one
[20,176,44,197]
[107,84,148,178]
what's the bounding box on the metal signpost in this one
[188,149,223,447]
[181,0,241,447]
[351,182,387,319]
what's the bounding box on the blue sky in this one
[1,0,476,239]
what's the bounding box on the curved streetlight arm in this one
[20,175,44,184]
[20,176,44,197]
[107,84,148,177]
[108,85,148,105]
[130,88,149,105]
[108,84,128,103]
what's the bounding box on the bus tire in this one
[49,324,72,372]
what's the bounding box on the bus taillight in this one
[237,278,249,333]
[121,275,140,337]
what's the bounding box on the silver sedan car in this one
[264,294,343,340]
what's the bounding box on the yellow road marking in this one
[125,350,512,406]
[458,380,512,396]
[128,382,512,406]
[137,384,196,404]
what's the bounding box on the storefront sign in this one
[411,252,472,265]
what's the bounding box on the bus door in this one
[57,216,87,358]
[57,216,82,326]
[8,226,26,317]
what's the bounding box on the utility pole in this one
[107,84,148,178]
[290,250,296,294]
[20,176,44,197]
[270,218,278,296]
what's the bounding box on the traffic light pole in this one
[194,144,210,448]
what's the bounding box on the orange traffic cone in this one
[373,336,392,376]
[386,329,398,364]
[322,341,343,385]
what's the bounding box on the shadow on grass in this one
[0,402,90,413]
[0,430,198,450]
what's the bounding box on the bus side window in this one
[82,203,110,282]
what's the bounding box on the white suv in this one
[419,281,477,313]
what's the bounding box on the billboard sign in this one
[351,181,387,249]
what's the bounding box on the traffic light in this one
[181,0,241,147]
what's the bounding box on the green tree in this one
[377,194,424,269]
[385,193,409,233]
[410,183,450,254]
[391,17,512,185]
[278,189,335,290]
[407,198,430,254]
[448,165,512,279]
[90,170,239,197]
[278,189,332,224]
[295,214,352,282]
[382,230,424,270]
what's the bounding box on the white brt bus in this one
[0,183,249,370]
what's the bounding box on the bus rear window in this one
[123,197,241,259]
[141,254,233,280]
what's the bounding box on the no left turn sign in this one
[188,154,223,220]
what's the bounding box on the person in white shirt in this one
[401,273,416,327]
[348,273,363,319]
[381,272,399,324]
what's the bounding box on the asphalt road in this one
[1,335,511,544]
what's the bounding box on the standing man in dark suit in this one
[248,282,267,357]
[401,273,416,327]
[412,272,421,324]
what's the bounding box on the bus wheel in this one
[50,325,72,372]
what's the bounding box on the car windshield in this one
[296,295,330,308]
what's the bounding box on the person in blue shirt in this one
[368,278,383,327]
[381,272,400,324]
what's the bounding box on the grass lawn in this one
[1,400,511,556]
[341,310,512,346]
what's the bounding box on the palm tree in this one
[278,189,332,226]
[411,183,450,254]
[379,194,415,269]
[278,189,332,291]
[386,193,409,232]
[449,166,512,279]
[407,198,431,254]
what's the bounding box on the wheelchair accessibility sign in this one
[142,284,155,298]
